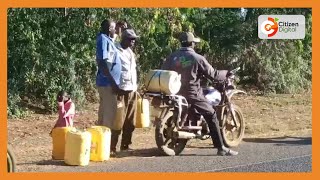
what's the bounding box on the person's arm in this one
[99,40,115,77]
[132,51,141,84]
[97,39,119,89]
[199,57,216,82]
[51,101,66,130]
[63,102,75,118]
[199,57,228,82]
[58,101,65,115]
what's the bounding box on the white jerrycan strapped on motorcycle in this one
[144,69,182,95]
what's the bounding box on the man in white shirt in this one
[110,29,139,157]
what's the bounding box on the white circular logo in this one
[261,20,275,35]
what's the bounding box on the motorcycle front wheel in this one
[155,112,188,156]
[221,105,245,147]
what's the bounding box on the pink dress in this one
[53,99,75,128]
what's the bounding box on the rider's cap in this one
[179,32,200,43]
[121,29,139,39]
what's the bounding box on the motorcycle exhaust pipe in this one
[176,131,196,139]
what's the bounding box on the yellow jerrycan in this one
[112,100,125,130]
[51,127,76,160]
[87,126,111,161]
[135,93,150,128]
[64,129,92,166]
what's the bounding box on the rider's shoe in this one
[110,150,117,158]
[217,148,238,156]
[120,145,134,152]
[199,135,210,140]
[161,146,176,156]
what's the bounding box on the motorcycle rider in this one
[161,31,238,156]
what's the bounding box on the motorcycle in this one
[144,67,246,156]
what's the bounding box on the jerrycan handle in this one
[137,92,144,113]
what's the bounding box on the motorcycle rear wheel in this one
[155,114,188,156]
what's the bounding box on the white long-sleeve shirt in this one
[116,43,138,91]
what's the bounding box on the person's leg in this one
[97,87,121,156]
[110,129,121,156]
[121,91,137,151]
[97,87,118,128]
[191,99,224,149]
[97,87,104,126]
[190,98,238,156]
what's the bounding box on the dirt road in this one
[7,93,312,172]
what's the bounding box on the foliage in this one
[7,8,312,117]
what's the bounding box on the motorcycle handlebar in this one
[229,67,241,75]
[201,67,240,84]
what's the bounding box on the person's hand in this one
[111,85,119,94]
[214,70,229,81]
[57,95,64,102]
[226,70,234,77]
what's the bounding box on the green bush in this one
[7,8,312,117]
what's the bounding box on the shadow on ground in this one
[116,148,165,158]
[117,147,225,157]
[17,160,67,166]
[243,136,311,146]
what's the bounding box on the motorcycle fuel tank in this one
[204,88,221,106]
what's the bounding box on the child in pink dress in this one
[51,91,75,132]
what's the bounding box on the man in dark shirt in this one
[162,32,238,156]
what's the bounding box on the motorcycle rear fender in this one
[153,108,173,127]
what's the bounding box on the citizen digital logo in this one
[279,21,299,26]
[258,15,305,39]
[278,21,300,33]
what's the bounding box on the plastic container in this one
[87,126,111,161]
[112,101,125,130]
[51,127,76,160]
[144,70,181,95]
[136,95,150,128]
[64,130,91,166]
